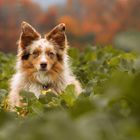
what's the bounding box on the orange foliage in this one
[58,16,81,35]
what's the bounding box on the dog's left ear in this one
[45,23,67,50]
[20,21,41,48]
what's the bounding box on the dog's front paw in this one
[8,94,26,111]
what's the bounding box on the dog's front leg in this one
[8,89,24,110]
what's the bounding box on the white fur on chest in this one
[12,71,65,98]
[34,71,51,84]
[25,72,54,98]
[25,83,42,98]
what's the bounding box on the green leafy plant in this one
[0,46,140,140]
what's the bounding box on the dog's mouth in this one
[39,68,47,72]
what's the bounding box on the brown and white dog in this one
[8,21,82,108]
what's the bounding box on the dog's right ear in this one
[45,23,67,50]
[20,21,41,48]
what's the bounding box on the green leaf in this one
[60,85,77,107]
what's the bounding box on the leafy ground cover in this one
[0,46,140,140]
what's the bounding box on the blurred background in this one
[0,0,140,53]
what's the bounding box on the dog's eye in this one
[48,52,55,58]
[32,51,40,57]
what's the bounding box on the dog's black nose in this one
[40,63,47,69]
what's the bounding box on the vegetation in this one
[0,46,140,140]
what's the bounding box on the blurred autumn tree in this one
[0,0,140,52]
[0,0,42,52]
[60,0,140,45]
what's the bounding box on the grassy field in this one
[0,46,140,140]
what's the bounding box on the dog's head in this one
[18,22,67,77]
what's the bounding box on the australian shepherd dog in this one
[8,21,82,108]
